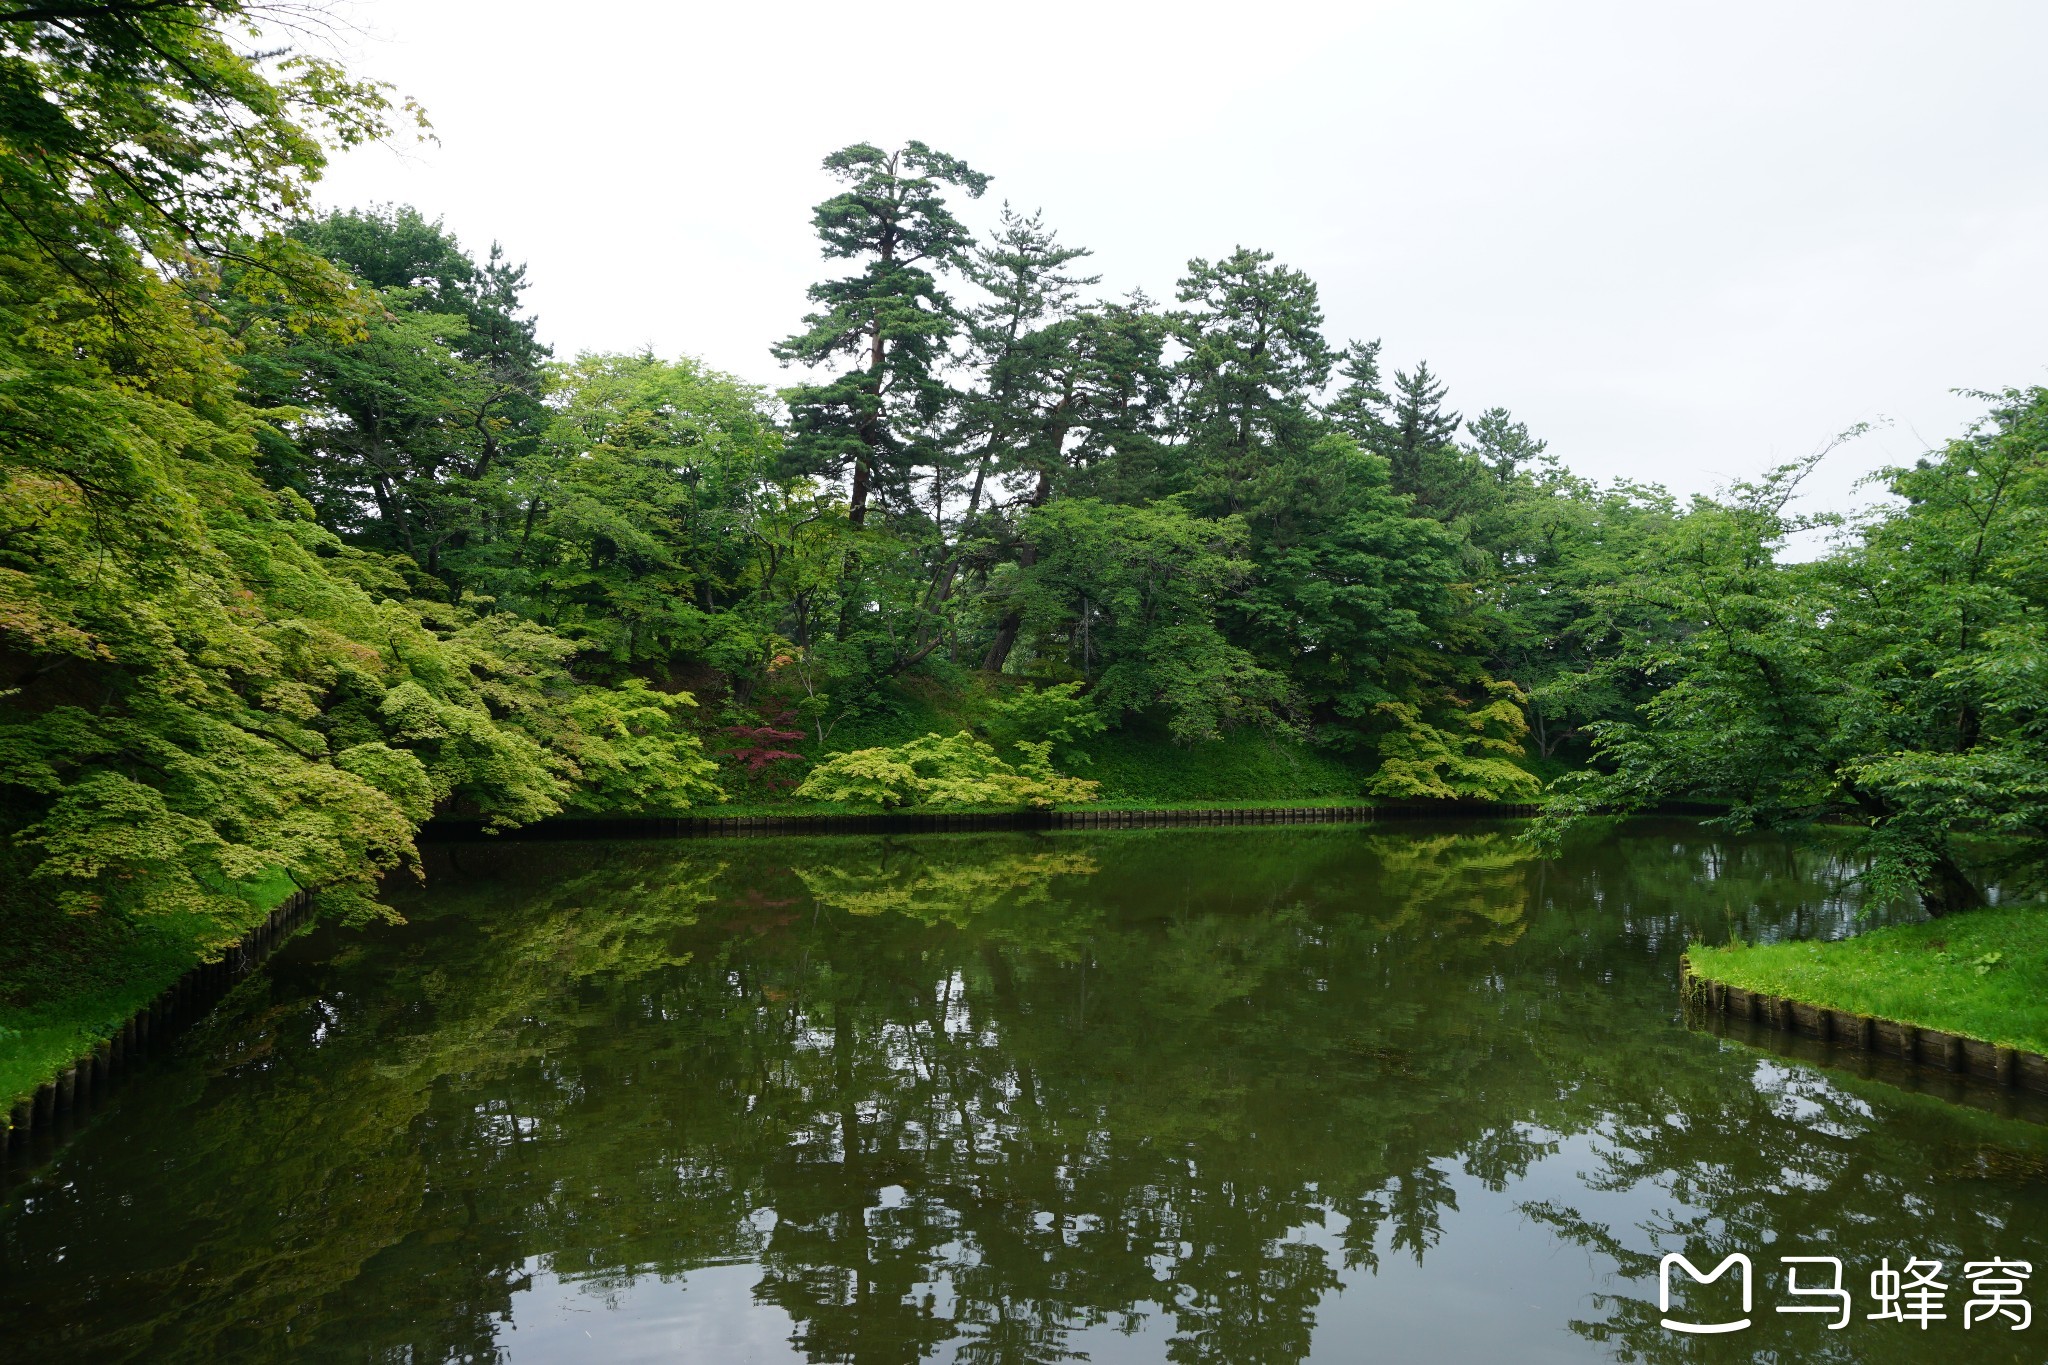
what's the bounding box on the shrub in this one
[975,680,1105,762]
[793,731,1098,810]
[713,698,807,791]
[1366,680,1543,802]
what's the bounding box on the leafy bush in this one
[1366,681,1543,801]
[975,680,1105,762]
[793,731,1098,810]
[713,698,807,791]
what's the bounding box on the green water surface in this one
[4,820,2046,1363]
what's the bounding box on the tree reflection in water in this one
[3,822,2043,1365]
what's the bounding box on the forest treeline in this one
[3,0,2045,961]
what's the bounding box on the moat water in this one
[4,820,2045,1363]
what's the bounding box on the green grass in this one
[1079,726,1370,803]
[0,868,298,1112]
[1062,795,1393,812]
[1689,905,2048,1054]
[710,682,1399,812]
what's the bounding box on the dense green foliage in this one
[793,731,1097,810]
[1536,401,2048,911]
[0,5,719,996]
[4,0,2047,1105]
[1690,904,2048,1053]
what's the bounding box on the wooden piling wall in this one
[2,889,318,1162]
[418,801,1561,843]
[1680,954,2048,1098]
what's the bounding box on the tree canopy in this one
[3,0,2043,942]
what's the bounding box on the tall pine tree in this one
[1172,247,1333,521]
[1327,339,1393,450]
[772,142,990,530]
[1382,360,1462,501]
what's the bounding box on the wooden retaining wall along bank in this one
[1680,955,2048,1097]
[2,890,317,1161]
[419,802,1553,842]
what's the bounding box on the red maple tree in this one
[714,698,806,789]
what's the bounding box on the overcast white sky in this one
[310,0,2048,520]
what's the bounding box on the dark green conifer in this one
[772,142,990,529]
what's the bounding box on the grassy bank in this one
[713,730,1383,816]
[731,684,1398,811]
[0,872,296,1112]
[1689,906,2048,1055]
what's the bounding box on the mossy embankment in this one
[0,872,297,1112]
[714,727,1380,816]
[1688,905,2048,1055]
[722,675,1418,811]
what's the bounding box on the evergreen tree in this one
[1381,361,1463,501]
[772,142,990,530]
[905,206,1097,669]
[1326,339,1393,449]
[1455,405,1553,568]
[1172,248,1334,521]
[1464,406,1548,484]
[952,217,1175,673]
[955,205,1098,513]
[976,297,1175,671]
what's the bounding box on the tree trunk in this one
[847,286,889,530]
[1919,850,1985,918]
[847,455,870,530]
[978,467,1056,674]
[982,608,1023,673]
